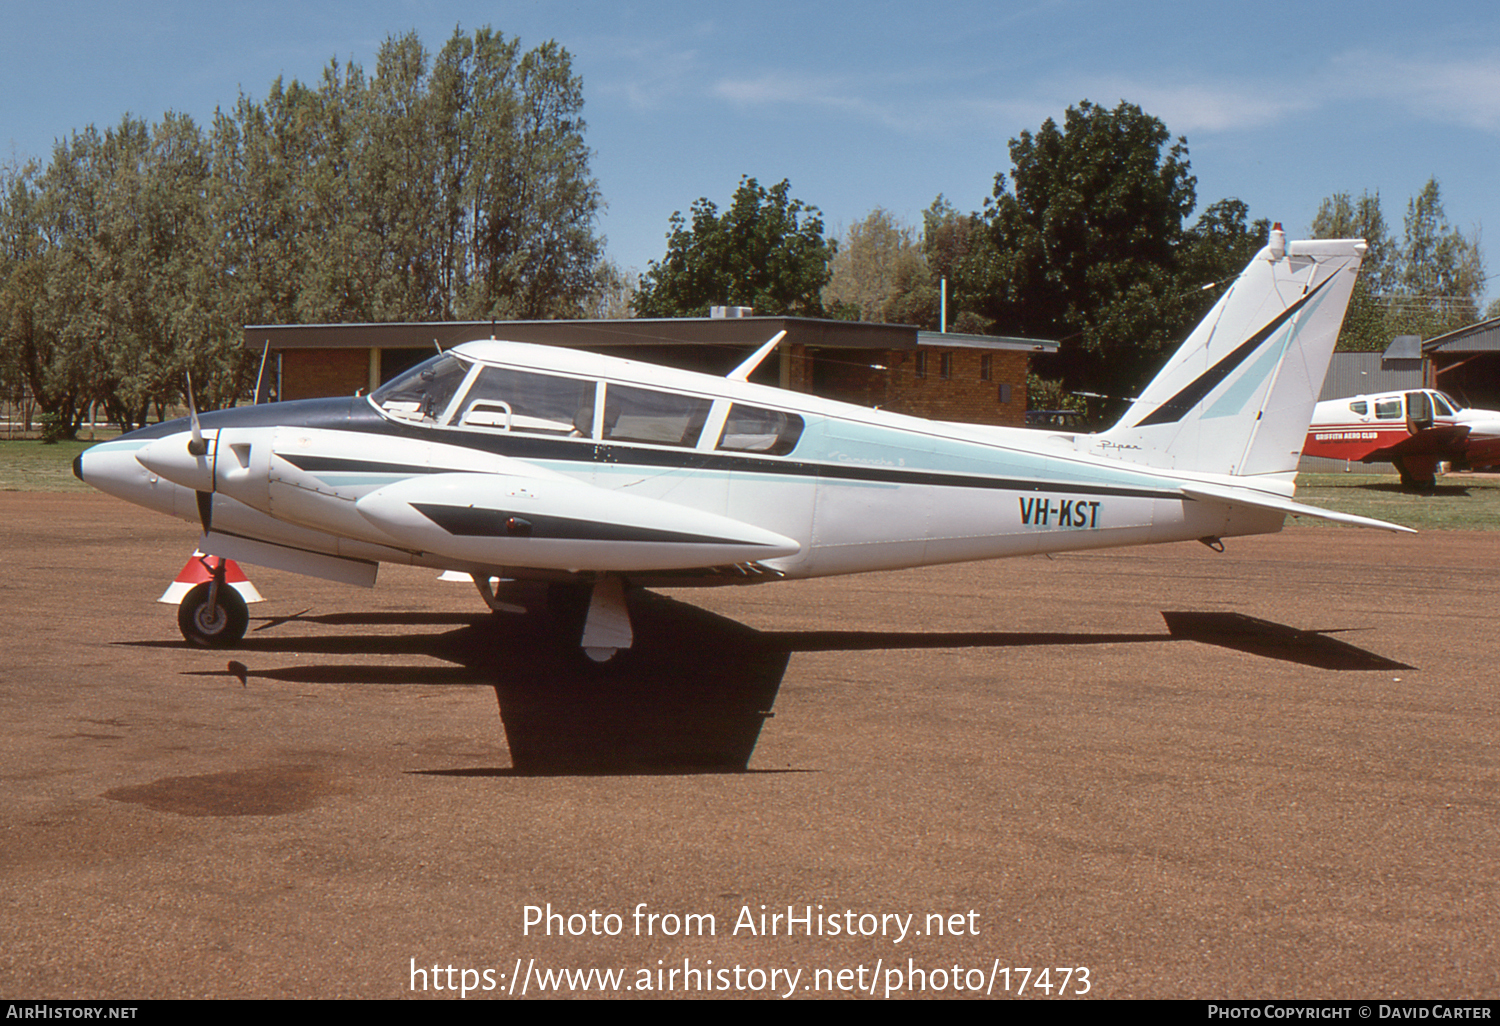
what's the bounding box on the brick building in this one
[244,317,1054,427]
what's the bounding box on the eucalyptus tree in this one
[0,158,72,433]
[456,32,604,319]
[1311,181,1485,347]
[823,208,924,323]
[1392,178,1484,339]
[3,24,608,432]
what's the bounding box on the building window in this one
[914,352,927,379]
[939,353,953,379]
[998,383,1011,404]
[980,354,992,381]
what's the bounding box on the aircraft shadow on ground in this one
[1345,481,1471,497]
[155,593,1410,775]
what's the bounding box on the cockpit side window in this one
[1430,393,1455,416]
[370,353,472,423]
[716,404,805,456]
[600,385,713,447]
[458,365,596,436]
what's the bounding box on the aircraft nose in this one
[75,436,201,521]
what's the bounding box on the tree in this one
[0,158,77,435]
[1310,189,1395,351]
[207,27,605,326]
[922,194,978,287]
[1309,180,1485,347]
[1390,178,1484,339]
[0,25,609,434]
[823,208,923,323]
[458,33,605,319]
[580,259,637,319]
[865,195,991,333]
[634,177,834,317]
[1312,190,1396,291]
[955,101,1201,415]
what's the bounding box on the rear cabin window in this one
[456,365,596,435]
[716,404,804,455]
[1375,398,1403,419]
[1347,400,1368,416]
[600,385,712,447]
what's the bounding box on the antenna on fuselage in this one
[253,342,270,404]
[726,330,787,382]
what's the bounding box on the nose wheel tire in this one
[178,582,249,648]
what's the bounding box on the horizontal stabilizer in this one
[1180,482,1415,534]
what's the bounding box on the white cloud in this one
[583,21,723,111]
[1069,81,1313,134]
[1052,48,1500,137]
[1329,50,1500,133]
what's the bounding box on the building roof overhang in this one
[917,330,1057,353]
[244,317,919,352]
[243,317,1057,354]
[1422,317,1500,354]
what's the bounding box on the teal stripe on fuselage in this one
[312,412,1186,501]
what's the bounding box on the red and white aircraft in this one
[1305,389,1500,488]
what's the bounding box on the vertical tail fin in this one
[1089,229,1366,478]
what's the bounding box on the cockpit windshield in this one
[370,353,473,422]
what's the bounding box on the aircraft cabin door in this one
[1405,391,1434,433]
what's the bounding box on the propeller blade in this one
[185,371,212,532]
[186,372,207,457]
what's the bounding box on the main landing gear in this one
[472,573,635,668]
[177,564,249,648]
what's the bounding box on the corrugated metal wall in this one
[1318,353,1424,400]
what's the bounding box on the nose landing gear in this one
[176,561,250,648]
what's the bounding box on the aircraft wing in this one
[1179,482,1415,534]
[1365,424,1470,461]
[354,471,802,572]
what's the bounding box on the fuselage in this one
[76,340,1288,589]
[1305,388,1500,468]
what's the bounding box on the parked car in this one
[1025,409,1088,431]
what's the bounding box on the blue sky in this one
[4,1,1497,302]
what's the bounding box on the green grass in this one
[3,437,1497,529]
[1293,472,1500,532]
[0,438,111,493]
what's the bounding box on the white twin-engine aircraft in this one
[76,228,1410,662]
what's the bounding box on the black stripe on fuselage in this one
[1133,273,1336,428]
[412,503,768,547]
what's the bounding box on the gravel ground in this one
[1,492,1495,999]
